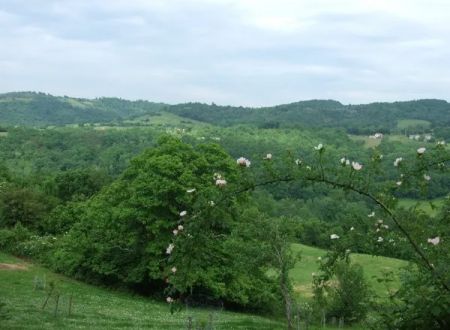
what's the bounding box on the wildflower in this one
[237,157,251,167]
[306,166,312,170]
[382,225,389,229]
[377,237,384,243]
[314,143,324,151]
[350,227,355,231]
[166,297,174,303]
[427,237,440,245]
[396,181,402,186]
[377,219,384,224]
[437,140,445,145]
[423,174,431,181]
[166,243,174,254]
[368,212,375,218]
[215,179,227,187]
[351,161,363,171]
[417,147,426,155]
[264,153,272,160]
[173,229,178,236]
[330,234,339,240]
[340,157,346,165]
[179,211,187,217]
[209,200,215,206]
[186,188,196,193]
[171,267,177,274]
[213,173,222,180]
[393,157,403,167]
[177,225,184,231]
[346,249,351,253]
[295,159,302,165]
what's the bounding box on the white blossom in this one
[396,181,402,186]
[330,234,339,240]
[314,143,324,151]
[377,219,384,224]
[427,237,440,245]
[417,147,426,154]
[166,243,174,254]
[295,159,302,165]
[237,157,251,167]
[179,211,187,217]
[215,179,227,187]
[368,212,375,218]
[340,157,346,164]
[350,227,355,231]
[377,237,384,243]
[171,266,177,274]
[382,225,389,229]
[423,174,431,181]
[177,225,184,231]
[166,297,174,303]
[213,173,222,180]
[209,200,215,206]
[351,161,363,171]
[437,140,445,145]
[186,188,196,193]
[173,229,178,236]
[264,153,272,160]
[393,157,403,167]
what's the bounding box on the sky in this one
[1,0,449,106]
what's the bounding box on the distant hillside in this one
[167,99,450,136]
[0,92,166,126]
[1,92,449,139]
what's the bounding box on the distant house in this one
[369,133,384,139]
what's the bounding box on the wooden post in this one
[41,286,54,310]
[54,293,60,317]
[68,293,73,316]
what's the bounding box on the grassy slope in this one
[0,252,284,330]
[398,198,445,217]
[0,243,407,329]
[290,244,407,301]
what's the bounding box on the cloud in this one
[0,0,449,106]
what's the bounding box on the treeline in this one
[167,99,450,136]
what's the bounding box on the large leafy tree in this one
[51,136,279,309]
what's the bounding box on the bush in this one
[0,223,32,252]
[313,257,371,325]
[327,261,370,323]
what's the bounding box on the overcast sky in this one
[1,0,449,106]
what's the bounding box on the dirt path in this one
[0,263,28,270]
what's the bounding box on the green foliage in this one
[47,137,280,310]
[0,92,165,126]
[326,261,370,323]
[0,186,55,229]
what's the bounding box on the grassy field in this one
[290,244,407,301]
[398,198,446,217]
[396,119,431,130]
[347,135,381,149]
[0,243,407,329]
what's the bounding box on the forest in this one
[0,92,449,329]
